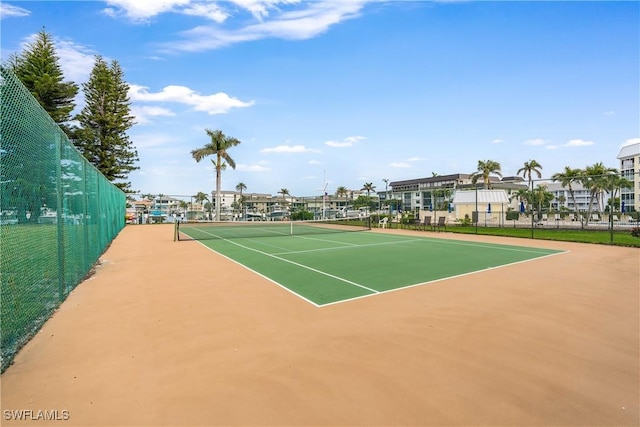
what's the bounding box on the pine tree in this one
[9,28,78,136]
[73,56,139,191]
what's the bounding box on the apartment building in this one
[546,182,601,212]
[617,142,640,213]
[387,174,527,215]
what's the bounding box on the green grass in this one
[444,225,640,247]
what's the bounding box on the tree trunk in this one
[215,154,221,221]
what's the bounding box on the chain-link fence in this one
[1,67,126,371]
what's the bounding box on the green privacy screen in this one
[0,67,126,371]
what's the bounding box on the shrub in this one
[506,211,520,221]
[455,214,472,226]
[631,227,640,238]
[291,210,314,221]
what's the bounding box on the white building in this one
[546,182,603,212]
[617,142,640,213]
[452,189,512,221]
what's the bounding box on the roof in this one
[452,189,509,204]
[390,173,472,187]
[617,142,640,159]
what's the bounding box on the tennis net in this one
[175,216,371,241]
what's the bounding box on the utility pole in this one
[322,170,327,220]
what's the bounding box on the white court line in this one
[373,233,562,256]
[294,234,360,247]
[191,228,379,295]
[185,226,568,307]
[319,250,569,307]
[194,240,322,307]
[273,238,425,256]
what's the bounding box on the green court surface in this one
[179,226,565,306]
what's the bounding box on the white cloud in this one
[603,110,616,116]
[132,133,179,148]
[140,106,175,117]
[0,3,30,18]
[565,139,594,147]
[55,40,98,83]
[325,135,365,148]
[406,157,424,162]
[131,105,175,125]
[491,138,503,144]
[308,160,323,165]
[344,135,366,143]
[162,1,368,52]
[260,144,319,153]
[229,0,300,20]
[523,138,546,146]
[621,137,640,147]
[129,84,254,115]
[236,163,271,172]
[325,141,351,148]
[181,3,229,23]
[546,138,595,150]
[14,34,96,84]
[389,162,411,168]
[103,0,191,21]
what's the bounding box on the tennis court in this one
[2,224,638,426]
[176,219,564,306]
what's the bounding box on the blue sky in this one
[1,0,638,198]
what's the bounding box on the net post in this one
[174,220,178,241]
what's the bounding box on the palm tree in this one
[532,184,553,217]
[178,200,188,217]
[334,186,349,212]
[335,186,349,198]
[581,162,617,225]
[236,182,247,218]
[517,160,543,188]
[191,129,241,221]
[361,182,376,212]
[471,160,502,189]
[516,188,532,213]
[278,188,290,204]
[235,182,247,196]
[193,191,209,214]
[552,166,583,219]
[602,174,633,213]
[599,173,633,227]
[361,182,376,198]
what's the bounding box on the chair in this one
[612,215,620,222]
[542,213,548,221]
[411,218,422,230]
[378,217,388,229]
[554,214,561,222]
[420,216,432,231]
[433,216,446,232]
[591,214,600,222]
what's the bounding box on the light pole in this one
[383,178,389,216]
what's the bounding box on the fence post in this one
[55,132,66,301]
